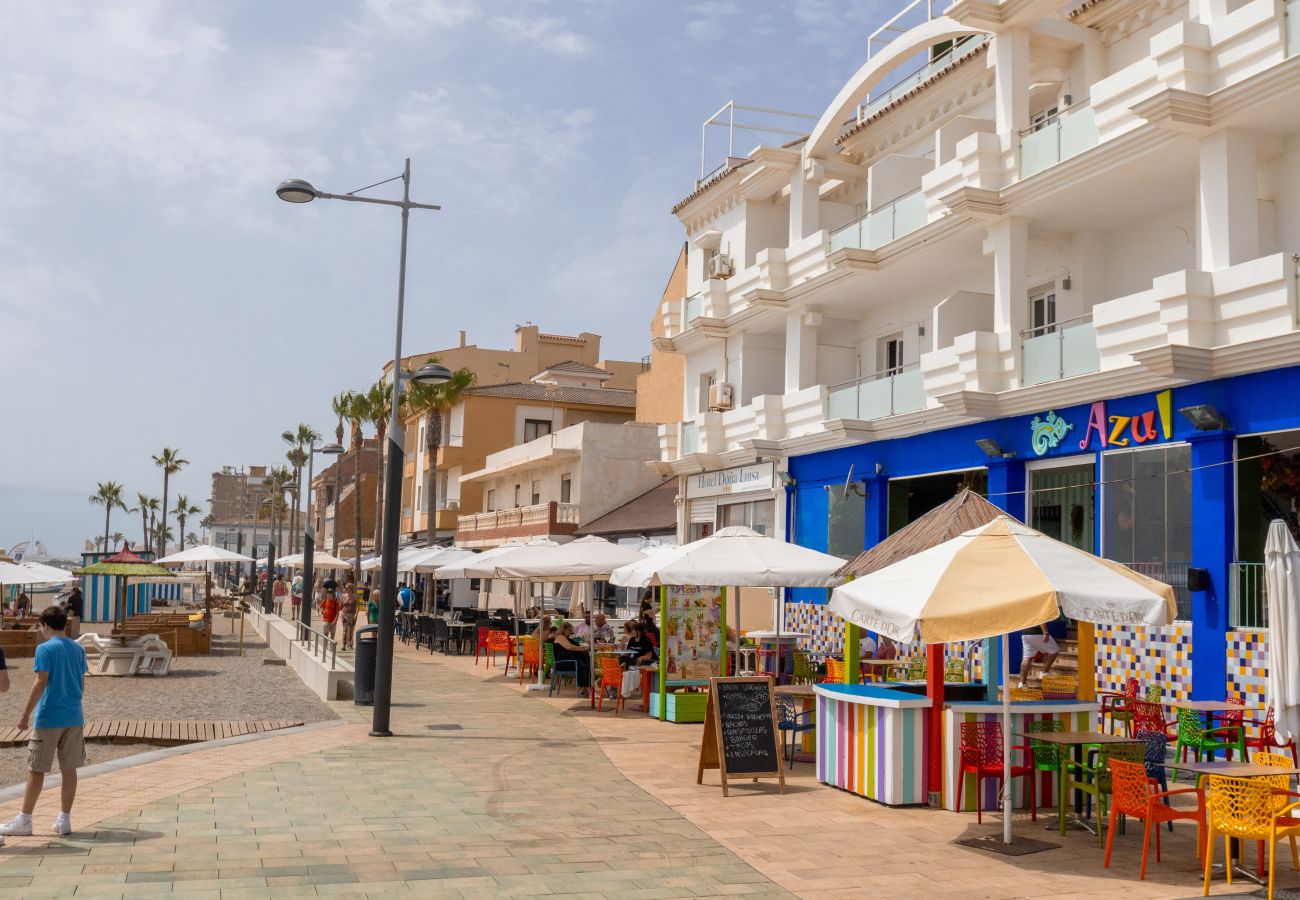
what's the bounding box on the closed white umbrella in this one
[1265,520,1300,743]
[829,515,1175,844]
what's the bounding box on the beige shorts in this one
[28,726,86,774]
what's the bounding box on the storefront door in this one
[1028,462,1095,552]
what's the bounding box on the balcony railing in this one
[683,293,703,328]
[858,34,989,122]
[828,189,928,253]
[457,501,580,534]
[1021,314,1100,386]
[1119,561,1192,621]
[1230,562,1267,629]
[681,420,699,455]
[1020,104,1099,178]
[826,365,926,420]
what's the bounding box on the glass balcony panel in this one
[892,192,927,240]
[827,384,859,419]
[891,368,926,413]
[1061,323,1100,378]
[1022,332,1061,386]
[828,220,862,252]
[1289,0,1300,57]
[857,377,895,419]
[681,421,698,455]
[1020,121,1060,178]
[1059,107,1099,162]
[683,294,702,325]
[863,206,895,250]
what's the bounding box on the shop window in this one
[688,521,714,542]
[718,499,775,536]
[560,475,572,504]
[1029,462,1094,552]
[524,419,552,442]
[827,486,867,559]
[1236,431,1300,560]
[1101,444,1192,619]
[887,469,988,535]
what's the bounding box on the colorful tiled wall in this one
[1227,629,1268,708]
[1094,623,1192,701]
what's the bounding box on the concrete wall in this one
[637,245,687,426]
[243,605,353,701]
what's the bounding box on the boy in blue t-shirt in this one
[0,606,88,841]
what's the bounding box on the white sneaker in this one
[52,817,71,836]
[0,816,33,836]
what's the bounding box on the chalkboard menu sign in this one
[697,677,786,797]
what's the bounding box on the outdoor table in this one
[1015,729,1138,835]
[746,631,808,680]
[857,658,908,681]
[446,621,474,654]
[1166,699,1254,761]
[1165,759,1300,884]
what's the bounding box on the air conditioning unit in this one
[442,499,460,511]
[708,382,735,411]
[708,252,735,280]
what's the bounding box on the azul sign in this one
[1029,389,1174,456]
[685,462,775,499]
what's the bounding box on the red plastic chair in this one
[1103,758,1205,879]
[1100,677,1140,736]
[1247,705,1300,767]
[956,721,1036,824]
[485,629,511,668]
[473,626,490,665]
[1209,697,1246,748]
[1130,699,1177,742]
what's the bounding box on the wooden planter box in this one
[649,690,709,724]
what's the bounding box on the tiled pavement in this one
[0,637,1294,898]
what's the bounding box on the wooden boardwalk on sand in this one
[0,719,303,747]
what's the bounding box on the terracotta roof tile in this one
[543,361,611,376]
[467,382,636,408]
[577,479,678,536]
[670,159,754,215]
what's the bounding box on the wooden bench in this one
[0,631,40,658]
[117,627,210,656]
[0,719,304,747]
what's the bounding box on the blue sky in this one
[1,0,894,555]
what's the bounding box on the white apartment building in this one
[657,0,1300,552]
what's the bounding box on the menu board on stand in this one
[697,676,785,797]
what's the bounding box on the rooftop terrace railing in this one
[858,34,989,122]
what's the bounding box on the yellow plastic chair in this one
[944,657,966,683]
[791,650,817,685]
[1009,686,1044,701]
[1041,673,1078,699]
[905,656,926,681]
[825,657,845,683]
[1201,775,1300,899]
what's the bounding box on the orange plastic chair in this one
[517,637,539,685]
[825,657,845,684]
[1201,775,1300,899]
[485,629,510,668]
[1103,758,1205,879]
[597,657,625,715]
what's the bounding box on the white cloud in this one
[685,0,741,41]
[488,15,592,57]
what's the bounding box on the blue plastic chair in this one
[776,694,815,769]
[545,643,579,696]
[1135,728,1174,832]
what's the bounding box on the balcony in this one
[681,420,699,455]
[1019,105,1099,178]
[827,366,927,420]
[455,501,580,548]
[828,190,927,253]
[683,293,703,329]
[857,34,990,122]
[1021,315,1100,386]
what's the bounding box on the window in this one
[415,484,422,513]
[513,484,521,507]
[718,499,775,536]
[486,489,495,512]
[1102,444,1193,619]
[878,334,904,376]
[524,419,552,442]
[699,371,716,412]
[1030,105,1059,132]
[530,480,541,505]
[560,475,572,504]
[1030,287,1057,335]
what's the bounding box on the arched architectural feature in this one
[805,18,991,159]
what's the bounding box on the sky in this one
[1,0,897,556]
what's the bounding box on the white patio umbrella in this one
[1265,520,1300,744]
[437,541,526,580]
[363,546,426,572]
[0,561,75,585]
[828,515,1175,844]
[611,526,845,681]
[156,546,254,565]
[400,546,475,574]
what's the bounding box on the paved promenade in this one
[0,639,1292,898]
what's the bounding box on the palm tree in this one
[89,481,127,552]
[330,392,352,558]
[151,522,175,555]
[132,493,158,552]
[109,531,125,551]
[404,360,477,548]
[264,466,295,561]
[174,496,200,552]
[282,423,319,554]
[152,447,188,557]
[284,445,308,554]
[186,532,200,548]
[364,380,393,556]
[339,390,368,584]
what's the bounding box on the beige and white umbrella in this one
[276,552,352,571]
[829,515,1175,843]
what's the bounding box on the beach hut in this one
[76,545,177,628]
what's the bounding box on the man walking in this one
[1,607,88,840]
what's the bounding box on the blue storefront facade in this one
[784,365,1300,705]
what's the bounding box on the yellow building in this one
[637,245,687,428]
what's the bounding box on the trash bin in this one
[354,625,379,706]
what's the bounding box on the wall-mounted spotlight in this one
[975,438,1016,459]
[1179,404,1229,431]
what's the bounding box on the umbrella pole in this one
[735,586,741,678]
[1002,631,1012,845]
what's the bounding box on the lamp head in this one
[276,178,318,203]
[976,438,1012,459]
[1179,404,1229,431]
[407,362,452,385]
[321,442,344,455]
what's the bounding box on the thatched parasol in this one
[75,545,175,630]
[836,489,1008,578]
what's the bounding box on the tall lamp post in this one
[301,440,344,631]
[276,162,451,737]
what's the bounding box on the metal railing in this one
[296,619,339,670]
[1230,562,1268,629]
[867,0,940,59]
[1021,312,1100,385]
[1118,561,1192,621]
[828,189,928,252]
[859,34,989,121]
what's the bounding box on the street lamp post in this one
[301,441,344,632]
[277,161,451,737]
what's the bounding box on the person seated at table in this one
[551,622,591,691]
[622,621,656,669]
[872,635,898,660]
[857,631,878,657]
[638,600,659,646]
[1018,622,1059,688]
[14,593,31,618]
[525,605,541,619]
[591,612,614,645]
[574,611,592,638]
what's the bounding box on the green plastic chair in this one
[1174,706,1245,763]
[1028,719,1065,807]
[791,650,818,685]
[1063,741,1145,846]
[1145,683,1164,703]
[543,642,578,696]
